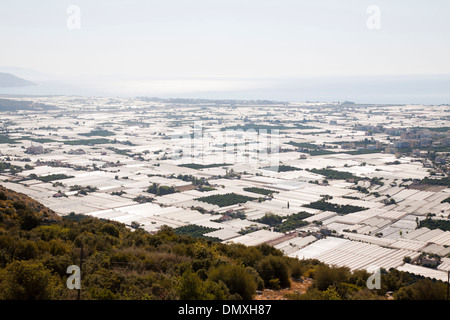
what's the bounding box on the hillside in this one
[0,72,36,87]
[0,98,58,112]
[0,185,60,231]
[0,185,447,300]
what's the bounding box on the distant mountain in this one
[0,66,55,81]
[0,72,36,87]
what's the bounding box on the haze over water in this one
[1,74,449,105]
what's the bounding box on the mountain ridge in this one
[0,72,36,87]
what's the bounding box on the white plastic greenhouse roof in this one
[398,264,449,282]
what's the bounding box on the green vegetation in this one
[255,255,291,289]
[303,200,367,215]
[308,150,337,156]
[262,165,302,172]
[256,213,283,227]
[63,138,112,146]
[385,160,401,165]
[413,127,450,132]
[343,149,382,155]
[18,136,57,144]
[288,265,447,300]
[0,162,24,174]
[287,140,338,156]
[62,212,90,222]
[219,211,246,220]
[79,130,115,137]
[208,265,258,299]
[29,174,74,183]
[331,138,377,147]
[196,193,256,207]
[255,212,312,233]
[106,147,133,157]
[243,187,278,196]
[173,225,220,241]
[132,195,154,203]
[342,195,360,200]
[0,135,19,144]
[352,185,370,194]
[419,218,450,232]
[70,185,98,195]
[179,163,230,169]
[111,191,126,196]
[420,177,450,187]
[307,168,359,181]
[370,177,384,186]
[275,212,313,233]
[176,174,209,186]
[146,183,177,196]
[197,186,216,192]
[441,197,450,204]
[0,186,299,300]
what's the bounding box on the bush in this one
[100,223,120,238]
[256,213,282,227]
[208,264,257,300]
[256,255,291,289]
[289,259,307,279]
[0,260,62,300]
[0,191,7,201]
[394,279,447,300]
[13,240,38,260]
[177,269,208,300]
[19,211,41,231]
[312,265,351,291]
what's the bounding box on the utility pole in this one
[447,270,449,301]
[78,244,83,300]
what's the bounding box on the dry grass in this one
[254,277,313,300]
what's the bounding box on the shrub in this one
[313,265,351,291]
[208,264,257,300]
[0,260,62,300]
[256,255,291,289]
[100,223,120,238]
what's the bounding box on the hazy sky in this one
[1,0,450,78]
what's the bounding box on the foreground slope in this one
[0,186,447,300]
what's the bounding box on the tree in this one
[100,223,120,238]
[208,265,257,300]
[323,286,341,300]
[313,265,351,291]
[19,210,41,231]
[256,255,291,289]
[0,260,62,300]
[256,213,282,227]
[177,269,207,300]
[204,279,230,300]
[394,279,447,300]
